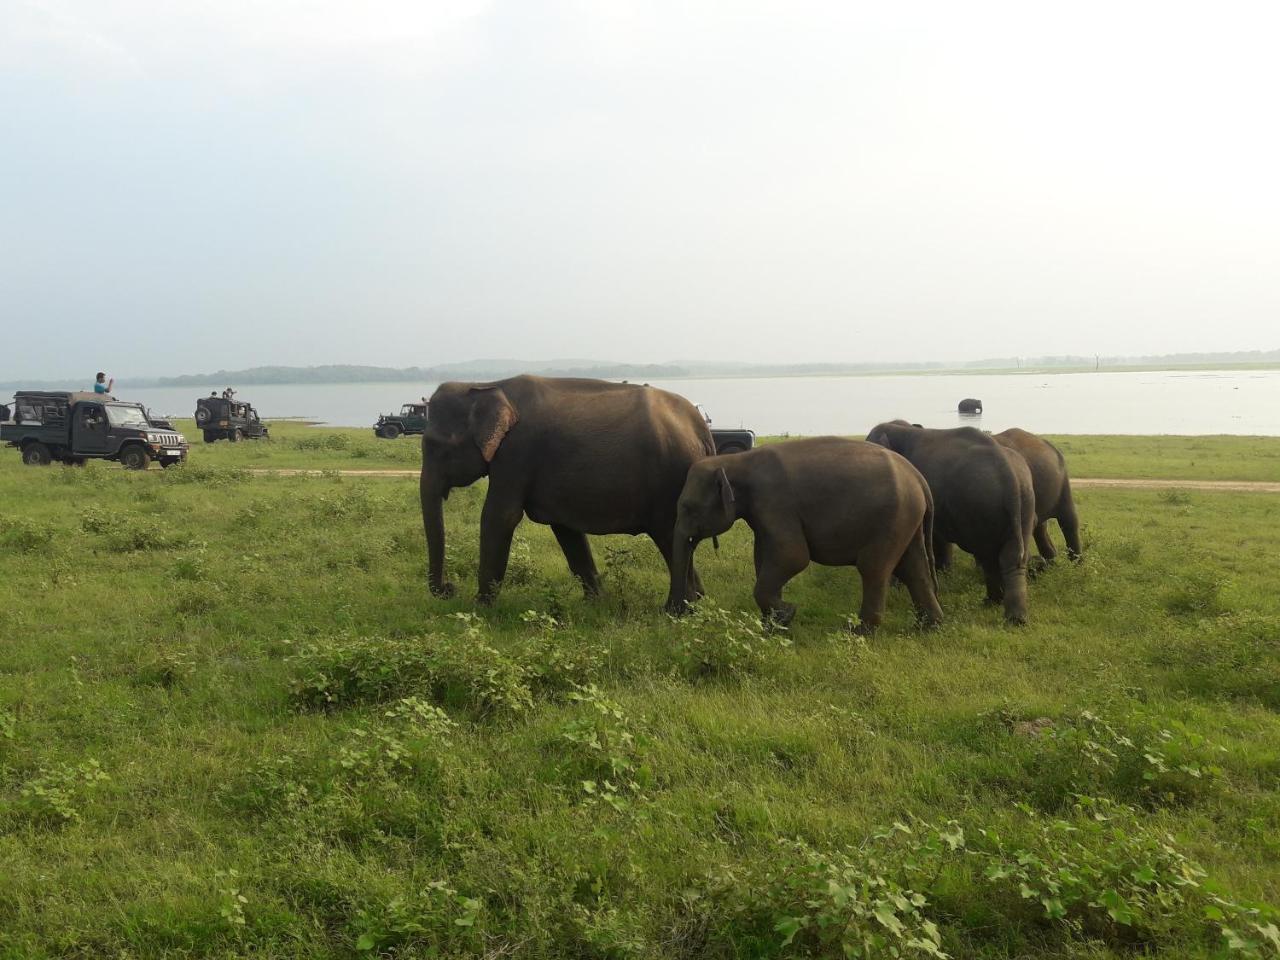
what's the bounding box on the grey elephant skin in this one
[993,428,1082,563]
[420,376,713,607]
[866,422,1035,624]
[668,437,944,633]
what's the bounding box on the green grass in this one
[1,439,1279,958]
[177,421,1280,481]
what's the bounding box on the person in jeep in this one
[94,372,114,395]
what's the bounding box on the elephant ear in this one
[468,387,519,462]
[716,467,735,514]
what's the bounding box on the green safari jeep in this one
[1,391,189,469]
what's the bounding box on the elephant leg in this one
[752,533,808,629]
[978,554,1004,606]
[934,538,953,572]
[1058,493,1083,562]
[552,524,601,598]
[476,498,523,605]
[854,564,892,635]
[1033,521,1058,563]
[999,537,1029,626]
[894,532,943,629]
[651,528,704,610]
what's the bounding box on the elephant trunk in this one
[421,470,453,598]
[667,526,698,614]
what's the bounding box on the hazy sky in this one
[2,0,1278,381]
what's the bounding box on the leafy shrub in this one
[559,684,648,809]
[16,759,110,825]
[291,433,350,452]
[159,464,249,486]
[80,508,189,551]
[517,612,602,695]
[220,753,315,817]
[697,827,950,958]
[0,516,56,552]
[351,880,483,954]
[310,488,380,521]
[696,803,1279,958]
[133,648,199,689]
[290,623,533,719]
[988,709,1225,809]
[670,603,791,680]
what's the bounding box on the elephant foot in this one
[843,615,876,637]
[764,602,796,630]
[663,597,692,618]
[1004,612,1028,627]
[1027,557,1049,580]
[429,580,457,599]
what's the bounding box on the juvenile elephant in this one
[669,437,943,633]
[866,422,1035,624]
[421,376,713,607]
[993,428,1082,563]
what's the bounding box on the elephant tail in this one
[921,476,939,591]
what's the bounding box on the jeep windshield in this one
[105,404,150,427]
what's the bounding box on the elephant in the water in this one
[866,422,1035,624]
[958,398,983,414]
[420,376,714,608]
[993,428,1082,564]
[669,437,943,633]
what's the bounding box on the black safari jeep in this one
[194,395,270,443]
[1,391,189,469]
[374,402,428,439]
[696,405,756,454]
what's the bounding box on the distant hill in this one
[4,349,1277,390]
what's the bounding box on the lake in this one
[117,369,1280,436]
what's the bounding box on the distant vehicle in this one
[1,391,188,469]
[194,394,270,443]
[696,404,756,454]
[374,402,428,439]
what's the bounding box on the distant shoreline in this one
[6,360,1279,392]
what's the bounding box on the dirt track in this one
[248,469,1280,492]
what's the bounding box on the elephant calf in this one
[867,422,1035,625]
[993,428,1082,564]
[670,437,943,633]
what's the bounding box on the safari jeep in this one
[194,394,270,443]
[1,391,188,469]
[695,405,756,454]
[374,402,428,439]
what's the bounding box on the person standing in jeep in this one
[94,372,114,396]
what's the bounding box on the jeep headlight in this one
[176,434,186,444]
[147,432,161,443]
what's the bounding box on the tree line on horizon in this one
[5,348,1278,390]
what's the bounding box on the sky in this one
[1,0,1278,381]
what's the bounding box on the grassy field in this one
[174,421,1280,482]
[1,433,1279,958]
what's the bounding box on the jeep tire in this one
[22,443,52,466]
[382,422,402,439]
[120,445,151,470]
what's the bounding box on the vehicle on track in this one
[374,402,428,439]
[194,394,270,443]
[2,391,188,469]
[696,404,756,454]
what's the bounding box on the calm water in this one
[118,369,1280,436]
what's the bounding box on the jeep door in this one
[73,403,110,454]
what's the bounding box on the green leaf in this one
[873,902,904,936]
[775,916,803,947]
[355,933,377,951]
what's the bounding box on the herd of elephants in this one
[419,375,1082,631]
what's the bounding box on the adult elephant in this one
[421,376,714,608]
[866,422,1035,624]
[993,428,1082,564]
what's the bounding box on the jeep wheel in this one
[22,443,52,466]
[120,446,151,470]
[229,429,243,443]
[195,407,212,426]
[718,443,746,455]
[382,422,403,439]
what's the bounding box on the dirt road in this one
[247,469,1280,492]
